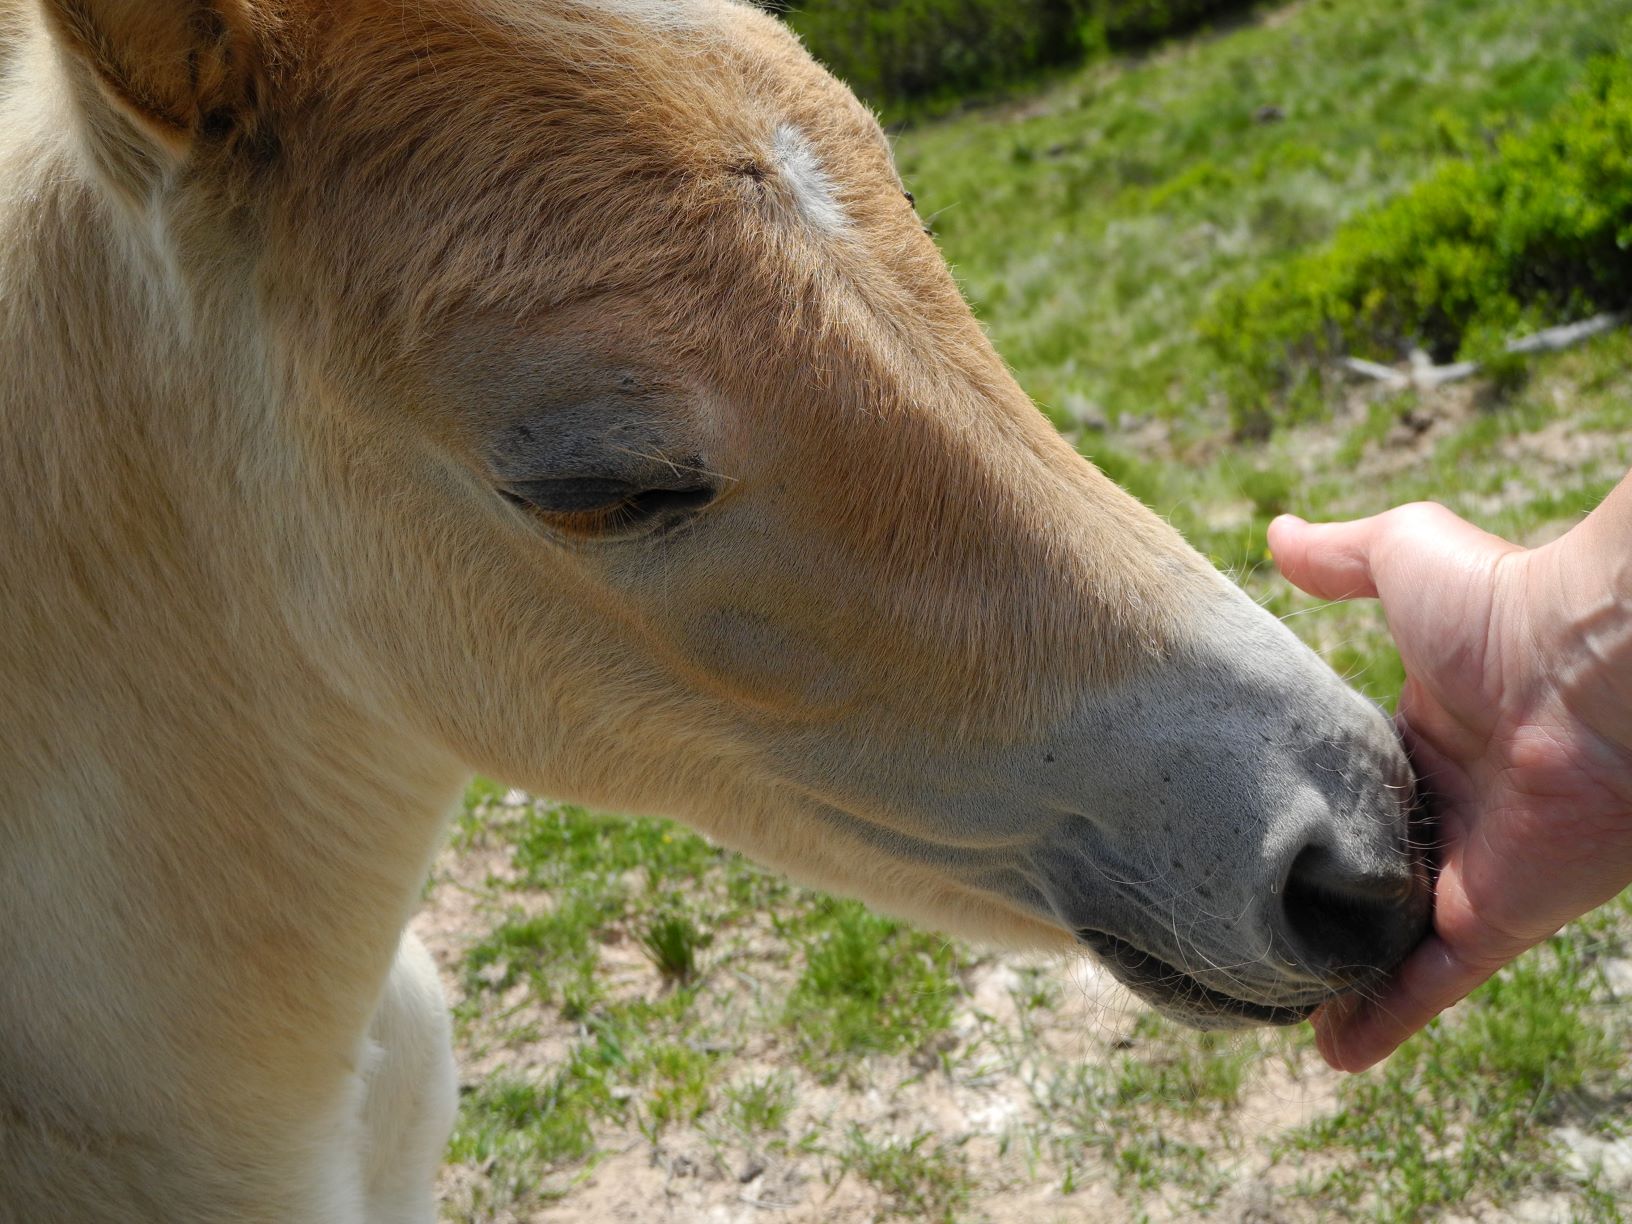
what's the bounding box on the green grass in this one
[1205,52,1632,423]
[463,900,606,999]
[780,0,1260,120]
[642,1039,716,1134]
[783,900,964,1074]
[895,0,1632,427]
[836,1125,974,1222]
[447,987,721,1205]
[637,908,712,987]
[451,775,503,849]
[1334,393,1415,469]
[452,804,727,1020]
[1029,1012,1263,1205]
[725,1070,797,1136]
[510,802,722,886]
[448,1074,600,1178]
[1108,1027,1252,1113]
[1287,906,1632,1221]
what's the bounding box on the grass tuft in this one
[783,900,963,1073]
[837,1125,974,1222]
[637,909,713,987]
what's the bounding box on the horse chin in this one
[1076,929,1325,1031]
[1151,997,1317,1032]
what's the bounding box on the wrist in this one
[1532,520,1632,756]
[1572,473,1632,606]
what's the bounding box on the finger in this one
[1270,501,1511,605]
[1311,935,1497,1071]
[1267,514,1383,602]
[1390,712,1472,854]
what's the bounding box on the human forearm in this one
[1534,468,1632,758]
[1573,465,1632,599]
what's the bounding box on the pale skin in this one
[1269,471,1632,1071]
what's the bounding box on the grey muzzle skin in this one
[1038,586,1434,1029]
[1063,778,1432,1028]
[1041,738,1431,1031]
[1074,928,1318,1028]
[1075,823,1433,1030]
[783,668,1434,1029]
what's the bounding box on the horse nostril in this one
[1279,843,1424,979]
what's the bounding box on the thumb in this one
[1268,513,1385,601]
[1271,502,1517,604]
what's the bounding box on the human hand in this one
[1268,501,1632,1071]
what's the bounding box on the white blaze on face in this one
[574,0,718,30]
[771,122,848,234]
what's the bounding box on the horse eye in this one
[497,476,717,537]
[499,476,637,512]
[902,190,934,236]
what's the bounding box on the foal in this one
[0,1,1425,1219]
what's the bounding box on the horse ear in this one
[40,0,279,179]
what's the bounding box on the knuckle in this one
[1389,501,1455,532]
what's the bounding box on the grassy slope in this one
[433,1,1632,1219]
[900,0,1632,426]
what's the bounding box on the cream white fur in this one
[771,121,849,233]
[360,936,458,1224]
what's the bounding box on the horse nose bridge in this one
[794,437,1190,735]
[1027,598,1416,864]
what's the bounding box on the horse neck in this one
[0,49,465,1126]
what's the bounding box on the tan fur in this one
[0,2,1417,1220]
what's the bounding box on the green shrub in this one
[770,0,1255,115]
[1092,0,1252,45]
[1204,53,1632,422]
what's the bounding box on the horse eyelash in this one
[903,190,936,237]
